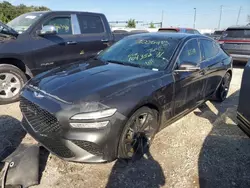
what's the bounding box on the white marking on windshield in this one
[152,68,159,71]
[25,15,37,19]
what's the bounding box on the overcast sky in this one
[3,0,250,29]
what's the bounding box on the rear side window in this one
[177,39,201,66]
[78,15,104,34]
[200,39,219,60]
[224,29,250,38]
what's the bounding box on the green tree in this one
[126,19,136,28]
[0,1,50,23]
[149,22,155,28]
[247,15,250,26]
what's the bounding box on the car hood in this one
[0,21,18,38]
[28,60,161,103]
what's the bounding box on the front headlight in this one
[70,108,117,120]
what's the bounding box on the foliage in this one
[0,1,50,23]
[247,15,250,26]
[149,22,155,28]
[126,19,136,28]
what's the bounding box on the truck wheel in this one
[0,64,27,104]
[118,107,159,160]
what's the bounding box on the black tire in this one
[118,107,159,160]
[0,64,27,105]
[214,72,232,102]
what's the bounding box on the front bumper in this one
[230,54,250,62]
[237,112,250,137]
[20,88,127,163]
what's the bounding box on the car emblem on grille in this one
[34,91,44,99]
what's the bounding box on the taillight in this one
[218,40,224,45]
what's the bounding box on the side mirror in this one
[176,62,200,72]
[37,25,57,36]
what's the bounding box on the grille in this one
[22,118,75,158]
[72,140,103,156]
[20,97,61,135]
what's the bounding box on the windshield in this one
[98,35,181,70]
[7,12,44,33]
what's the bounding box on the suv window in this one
[224,28,250,38]
[177,39,201,66]
[200,39,219,60]
[78,15,104,34]
[44,17,72,35]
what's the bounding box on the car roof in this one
[127,32,205,40]
[227,25,250,30]
[159,27,197,31]
[29,10,104,16]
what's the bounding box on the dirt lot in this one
[1,67,250,188]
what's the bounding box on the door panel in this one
[173,39,205,116]
[174,71,205,115]
[72,14,112,61]
[200,39,224,97]
[31,14,75,71]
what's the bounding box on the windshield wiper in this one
[106,60,142,68]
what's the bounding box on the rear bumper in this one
[237,112,250,137]
[230,54,250,62]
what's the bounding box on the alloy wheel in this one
[220,73,231,101]
[0,73,21,99]
[124,112,157,159]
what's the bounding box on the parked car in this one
[158,27,201,34]
[20,33,232,163]
[237,60,250,137]
[0,11,140,104]
[211,30,224,40]
[219,26,250,62]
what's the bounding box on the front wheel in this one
[0,64,27,105]
[118,107,159,160]
[214,72,232,102]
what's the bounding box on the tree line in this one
[0,1,50,23]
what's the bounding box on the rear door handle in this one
[66,41,77,45]
[101,39,109,42]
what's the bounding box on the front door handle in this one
[101,39,109,42]
[66,41,77,45]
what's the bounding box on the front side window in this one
[43,17,72,35]
[177,39,201,66]
[200,39,219,60]
[98,36,181,70]
[78,15,104,34]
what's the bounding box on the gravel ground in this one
[0,67,250,188]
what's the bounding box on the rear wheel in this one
[0,64,27,104]
[118,107,159,160]
[214,72,232,102]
